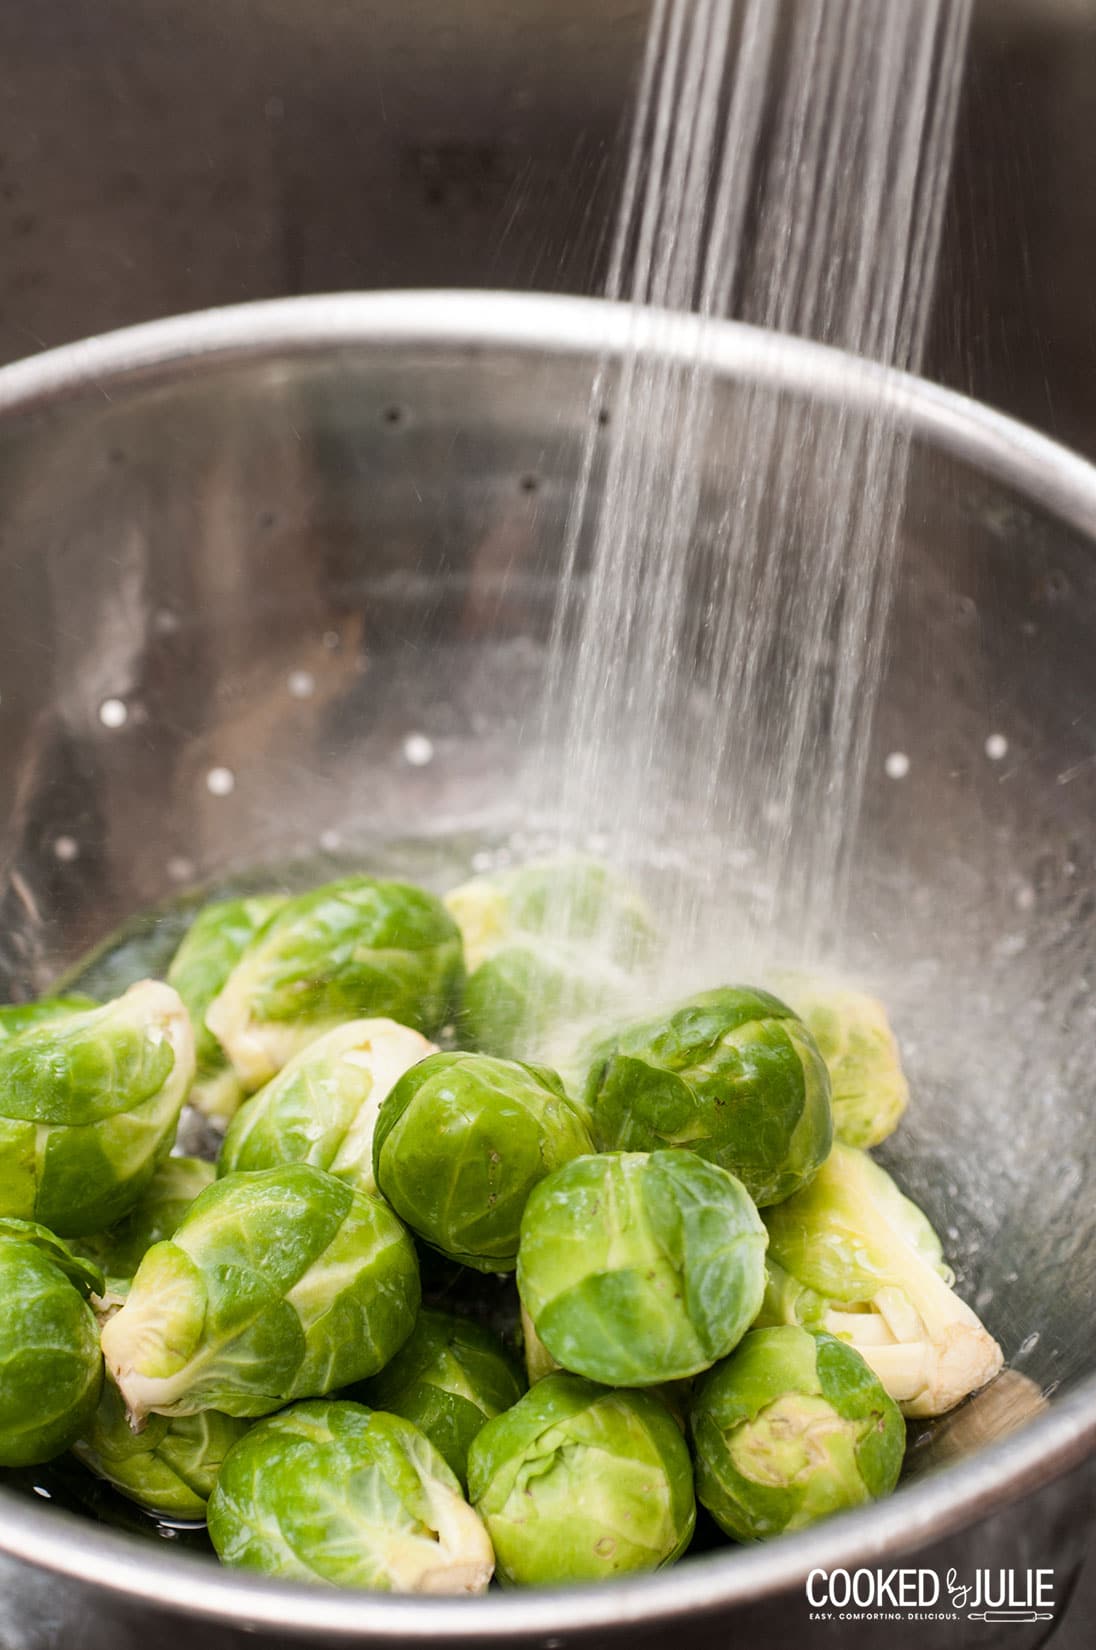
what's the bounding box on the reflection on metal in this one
[905,1372,1052,1477]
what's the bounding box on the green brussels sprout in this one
[762,1142,1002,1416]
[689,1326,905,1540]
[446,857,655,973]
[205,877,464,1093]
[218,1018,435,1195]
[0,995,97,1041]
[167,894,286,1121]
[73,1378,252,1519]
[461,948,608,1066]
[467,1372,695,1586]
[100,1164,420,1422]
[0,1218,104,1467]
[0,981,195,1236]
[350,1309,525,1487]
[769,974,909,1148]
[445,858,656,1061]
[207,1400,494,1594]
[584,985,833,1207]
[754,1257,831,1334]
[372,1052,594,1272]
[520,1299,559,1386]
[517,1150,767,1385]
[74,1156,216,1292]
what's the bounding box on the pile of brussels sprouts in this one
[0,862,1003,1594]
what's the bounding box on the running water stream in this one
[535,0,972,981]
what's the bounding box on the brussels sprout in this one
[0,981,195,1237]
[373,1052,594,1272]
[689,1326,905,1540]
[520,1299,559,1386]
[517,1150,767,1385]
[101,1164,420,1422]
[770,975,909,1148]
[584,986,833,1207]
[445,858,656,1061]
[167,895,286,1121]
[467,1372,695,1586]
[74,1156,216,1292]
[0,995,97,1041]
[351,1308,525,1486]
[218,1019,435,1195]
[205,877,464,1092]
[461,948,610,1066]
[0,1219,103,1467]
[762,1142,1002,1416]
[73,1378,252,1519]
[446,857,655,973]
[207,1400,494,1594]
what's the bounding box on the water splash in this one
[535,0,972,983]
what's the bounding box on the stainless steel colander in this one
[0,292,1093,1649]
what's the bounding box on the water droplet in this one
[985,732,1008,761]
[98,697,128,728]
[319,829,341,852]
[53,836,78,862]
[884,751,910,779]
[1018,1332,1040,1357]
[206,766,236,797]
[1015,883,1035,912]
[167,856,195,882]
[403,733,434,767]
